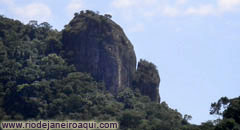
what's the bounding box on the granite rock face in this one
[133,59,161,102]
[62,11,136,94]
[62,11,160,102]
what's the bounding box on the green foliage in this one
[0,15,187,130]
[1,13,239,130]
[223,97,240,124]
[199,121,215,130]
[215,119,240,130]
[210,97,230,115]
[209,96,240,130]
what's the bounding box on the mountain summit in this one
[62,11,160,102]
[62,10,137,94]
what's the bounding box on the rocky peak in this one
[133,59,161,102]
[62,10,160,102]
[62,10,137,94]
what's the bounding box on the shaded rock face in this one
[133,60,160,102]
[62,11,136,94]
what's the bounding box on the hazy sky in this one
[1,0,240,124]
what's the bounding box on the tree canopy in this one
[0,12,239,130]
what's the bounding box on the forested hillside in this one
[0,11,239,130]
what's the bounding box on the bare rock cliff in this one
[133,59,161,102]
[62,11,160,102]
[62,11,136,94]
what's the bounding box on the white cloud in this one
[111,0,240,19]
[162,6,179,17]
[111,0,160,9]
[185,5,215,16]
[218,0,240,12]
[183,0,240,16]
[14,3,51,23]
[111,0,162,21]
[111,0,136,8]
[0,0,52,23]
[109,0,240,33]
[66,0,85,15]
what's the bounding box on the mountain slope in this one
[0,11,239,130]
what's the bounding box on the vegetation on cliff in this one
[0,11,239,130]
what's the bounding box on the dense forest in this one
[0,11,240,130]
